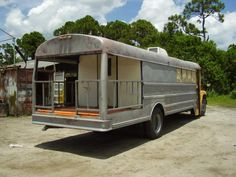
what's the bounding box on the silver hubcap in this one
[153,114,162,133]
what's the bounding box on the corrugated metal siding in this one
[0,71,8,116]
[3,69,18,115]
[0,68,33,116]
[0,71,5,101]
[17,69,33,115]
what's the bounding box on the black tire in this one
[190,108,196,119]
[144,107,164,140]
[201,98,207,116]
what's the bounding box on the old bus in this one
[32,34,207,139]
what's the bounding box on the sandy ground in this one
[0,106,235,177]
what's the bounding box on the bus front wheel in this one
[145,107,164,139]
[201,97,207,116]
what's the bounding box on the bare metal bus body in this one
[32,34,205,138]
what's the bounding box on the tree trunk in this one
[202,16,206,41]
[201,2,206,41]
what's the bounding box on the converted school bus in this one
[32,34,207,139]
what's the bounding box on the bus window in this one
[187,70,192,83]
[108,58,112,76]
[192,71,196,83]
[182,69,187,83]
[176,68,182,82]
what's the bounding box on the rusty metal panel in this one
[8,60,55,69]
[17,69,33,115]
[2,69,18,116]
[0,102,8,117]
[0,71,7,116]
[0,68,33,116]
[0,72,5,101]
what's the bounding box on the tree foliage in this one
[226,44,236,89]
[0,43,23,66]
[164,14,200,36]
[16,31,45,60]
[53,21,75,36]
[0,43,15,66]
[102,20,131,44]
[54,17,159,48]
[130,19,158,47]
[54,15,101,36]
[183,0,225,41]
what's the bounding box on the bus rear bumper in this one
[32,114,112,132]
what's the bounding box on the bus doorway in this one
[35,62,78,111]
[65,76,76,107]
[54,63,78,108]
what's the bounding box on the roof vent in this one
[147,47,168,56]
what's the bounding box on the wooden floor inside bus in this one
[36,107,98,118]
[36,106,135,118]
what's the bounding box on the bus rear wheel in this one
[145,107,163,139]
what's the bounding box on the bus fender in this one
[149,102,165,119]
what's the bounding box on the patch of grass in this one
[207,95,236,107]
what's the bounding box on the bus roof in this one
[35,34,200,70]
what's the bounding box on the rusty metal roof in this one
[7,60,55,69]
[35,34,200,70]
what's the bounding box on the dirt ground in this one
[0,106,235,177]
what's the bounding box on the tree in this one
[54,21,75,36]
[165,33,201,61]
[130,19,158,48]
[0,43,23,66]
[183,0,225,41]
[0,43,14,66]
[226,44,236,89]
[75,15,101,35]
[164,14,200,36]
[102,20,131,44]
[53,15,101,36]
[194,41,231,93]
[17,31,45,60]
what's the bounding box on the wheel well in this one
[152,103,165,117]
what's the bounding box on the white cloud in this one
[134,0,236,50]
[0,0,14,7]
[188,12,236,49]
[204,12,236,49]
[134,0,186,31]
[4,0,126,37]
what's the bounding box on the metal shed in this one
[0,60,54,116]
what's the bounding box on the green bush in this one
[207,90,218,97]
[231,89,236,99]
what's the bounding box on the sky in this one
[0,0,236,50]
